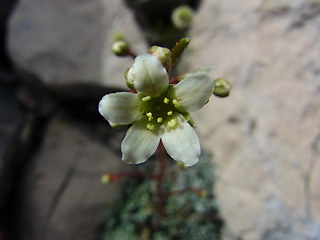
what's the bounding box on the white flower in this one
[99,54,214,166]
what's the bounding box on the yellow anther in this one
[172,99,181,108]
[142,96,152,102]
[157,117,163,123]
[167,111,173,116]
[146,122,155,131]
[146,112,153,121]
[164,97,170,104]
[167,119,178,129]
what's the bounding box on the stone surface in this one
[0,83,23,217]
[19,114,129,240]
[188,0,320,239]
[7,0,146,89]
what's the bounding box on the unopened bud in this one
[171,5,194,30]
[213,78,231,97]
[148,46,172,68]
[101,174,111,184]
[125,68,135,90]
[112,40,128,56]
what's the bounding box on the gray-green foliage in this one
[97,155,222,240]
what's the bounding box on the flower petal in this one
[129,54,169,97]
[161,114,200,166]
[172,71,214,112]
[121,118,160,164]
[99,92,142,124]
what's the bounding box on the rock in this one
[19,114,130,240]
[7,0,147,89]
[0,83,23,220]
[187,0,320,239]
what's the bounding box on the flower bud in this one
[148,46,172,68]
[124,68,135,90]
[171,5,194,30]
[213,78,231,97]
[111,40,128,56]
[101,174,111,184]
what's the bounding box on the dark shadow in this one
[124,0,202,48]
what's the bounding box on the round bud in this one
[124,68,135,90]
[213,78,231,97]
[148,46,172,68]
[171,5,194,30]
[111,40,128,56]
[101,174,111,184]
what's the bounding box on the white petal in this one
[98,92,142,124]
[129,54,169,96]
[172,71,214,112]
[161,114,200,166]
[121,118,160,164]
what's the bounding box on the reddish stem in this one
[127,48,137,59]
[154,142,167,229]
[110,171,155,182]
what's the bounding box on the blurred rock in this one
[7,0,146,89]
[0,84,22,218]
[19,114,129,240]
[188,0,320,239]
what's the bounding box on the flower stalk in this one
[154,142,167,229]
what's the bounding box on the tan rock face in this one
[7,0,146,88]
[188,0,320,239]
[19,115,129,240]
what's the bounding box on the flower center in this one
[139,90,182,131]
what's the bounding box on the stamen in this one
[172,99,181,108]
[164,97,170,104]
[142,96,152,102]
[167,119,178,129]
[157,117,163,123]
[146,122,155,131]
[167,111,173,116]
[146,112,153,121]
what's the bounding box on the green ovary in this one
[139,91,183,130]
